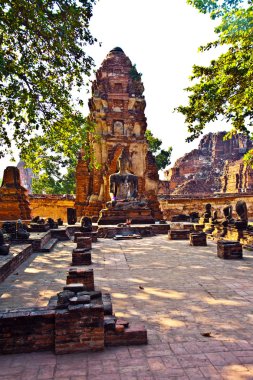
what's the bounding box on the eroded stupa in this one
[0,166,31,220]
[75,47,162,222]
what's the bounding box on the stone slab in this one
[98,225,154,238]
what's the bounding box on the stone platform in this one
[50,227,71,241]
[11,227,73,252]
[29,223,50,232]
[97,208,155,225]
[27,231,58,252]
[97,225,154,238]
[0,239,147,355]
[2,237,253,377]
[96,223,169,239]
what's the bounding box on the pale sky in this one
[0,0,229,178]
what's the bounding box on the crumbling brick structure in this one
[75,47,162,221]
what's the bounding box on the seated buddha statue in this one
[109,150,138,201]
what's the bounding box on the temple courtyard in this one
[1,236,253,379]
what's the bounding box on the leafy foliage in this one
[187,0,248,18]
[243,148,253,167]
[22,117,96,194]
[0,0,96,158]
[177,0,253,148]
[145,130,172,170]
[32,160,76,194]
[129,64,142,81]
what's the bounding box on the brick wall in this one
[0,307,55,354]
[29,193,253,224]
[159,194,253,221]
[29,195,75,222]
[55,305,104,354]
[0,304,104,355]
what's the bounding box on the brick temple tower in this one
[75,47,162,220]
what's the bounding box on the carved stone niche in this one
[113,83,123,93]
[113,120,124,136]
[112,100,124,112]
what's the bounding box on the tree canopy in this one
[32,159,76,194]
[145,130,172,171]
[177,0,253,148]
[0,0,96,158]
[22,116,96,194]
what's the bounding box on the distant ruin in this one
[165,132,253,195]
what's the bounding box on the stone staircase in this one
[40,238,58,252]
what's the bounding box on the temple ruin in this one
[1,47,253,363]
[165,132,253,195]
[0,166,31,221]
[75,47,162,222]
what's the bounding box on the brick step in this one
[50,228,71,241]
[102,293,113,315]
[105,320,147,346]
[40,238,58,252]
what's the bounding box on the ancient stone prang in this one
[75,47,162,222]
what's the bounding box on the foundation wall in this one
[27,193,253,223]
[0,308,55,354]
[29,195,75,222]
[0,305,104,354]
[159,194,253,220]
[0,245,33,283]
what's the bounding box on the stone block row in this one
[168,227,243,259]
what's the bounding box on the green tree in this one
[177,0,253,162]
[129,64,142,81]
[0,0,96,158]
[32,160,76,194]
[145,130,172,170]
[21,117,96,194]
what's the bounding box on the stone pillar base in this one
[66,268,95,290]
[190,232,207,246]
[217,240,243,259]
